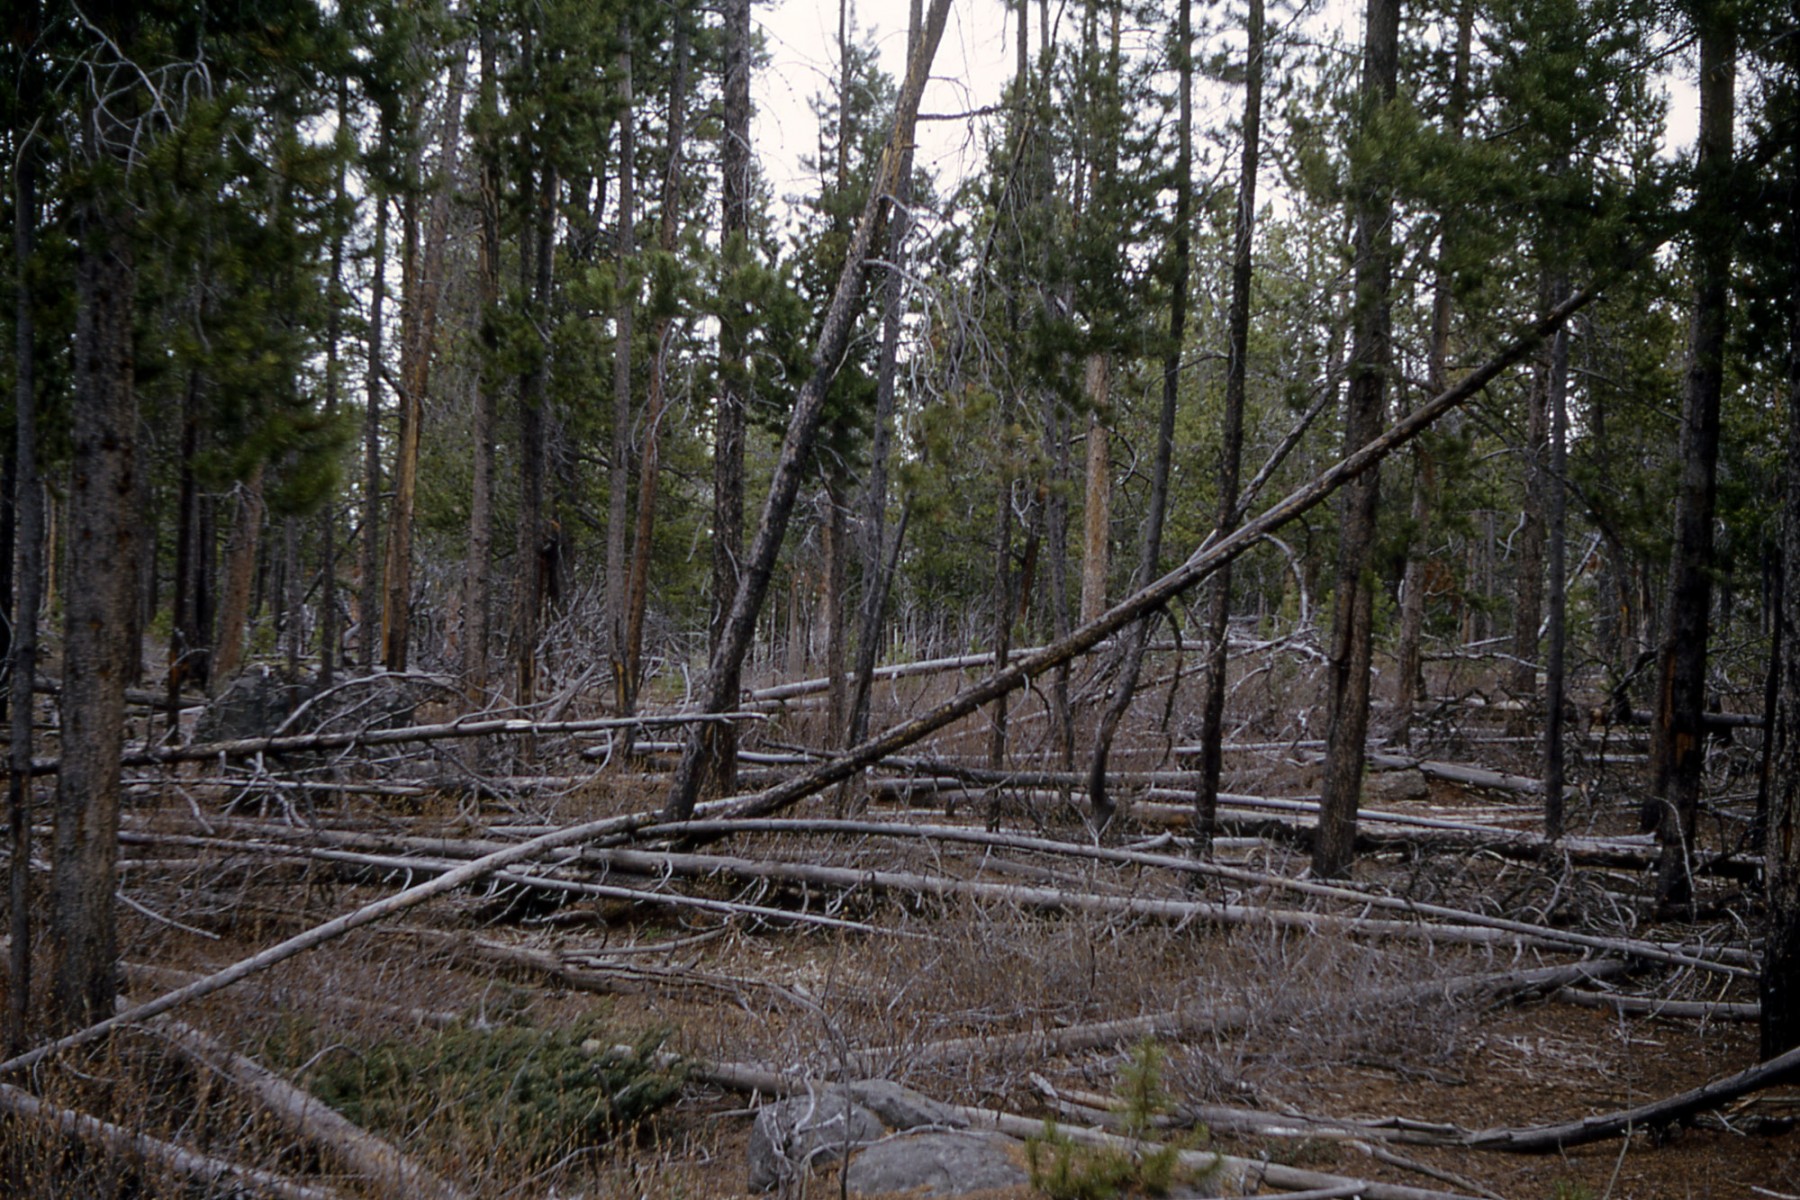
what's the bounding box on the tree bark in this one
[622,15,689,716]
[1392,0,1471,746]
[463,19,501,704]
[1079,362,1111,624]
[1648,15,1736,908]
[1188,0,1254,849]
[7,62,42,1052]
[707,0,754,795]
[211,462,266,687]
[663,0,955,820]
[359,176,388,674]
[1314,0,1402,880]
[1762,35,1800,1062]
[607,27,637,710]
[384,49,466,673]
[53,127,139,1029]
[1543,302,1571,839]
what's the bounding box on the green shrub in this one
[284,1015,683,1169]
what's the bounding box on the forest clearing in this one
[4,0,1800,1196]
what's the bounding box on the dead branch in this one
[835,960,1623,1074]
[0,1081,345,1200]
[633,818,1750,976]
[27,711,767,775]
[149,1017,465,1199]
[683,1056,1485,1199]
[1459,1038,1800,1151]
[1550,987,1759,1021]
[694,286,1599,825]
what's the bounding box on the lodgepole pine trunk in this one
[1761,35,1800,1062]
[1188,0,1254,850]
[706,0,754,796]
[53,101,139,1029]
[664,0,954,820]
[8,45,42,1050]
[1648,15,1736,908]
[211,463,266,688]
[1092,0,1202,831]
[623,16,689,716]
[607,28,637,710]
[1313,0,1402,879]
[383,51,466,673]
[463,20,502,704]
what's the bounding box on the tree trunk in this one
[1080,361,1111,624]
[1393,0,1472,745]
[1314,0,1401,880]
[1092,0,1203,828]
[463,22,501,704]
[1543,296,1572,839]
[622,15,689,716]
[607,29,637,710]
[1648,16,1736,908]
[844,10,917,747]
[823,472,850,746]
[1510,358,1548,703]
[211,462,266,687]
[706,0,754,796]
[360,180,388,673]
[319,77,348,691]
[663,0,954,820]
[53,147,138,1030]
[1763,42,1800,1060]
[384,50,466,673]
[8,74,42,1052]
[1189,0,1252,850]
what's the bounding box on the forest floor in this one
[4,646,1794,1199]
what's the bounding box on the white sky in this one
[751,0,1704,220]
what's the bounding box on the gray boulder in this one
[842,1130,1027,1197]
[747,1089,885,1192]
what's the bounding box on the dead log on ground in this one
[0,1081,344,1200]
[149,1017,465,1199]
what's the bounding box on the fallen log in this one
[835,960,1625,1074]
[28,710,768,775]
[1460,1037,1800,1151]
[1552,987,1759,1022]
[150,1017,465,1199]
[0,1081,344,1200]
[685,1057,1487,1200]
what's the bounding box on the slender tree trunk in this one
[1190,0,1253,850]
[622,17,689,716]
[1762,50,1800,1057]
[1080,363,1111,624]
[8,81,42,1053]
[607,29,637,710]
[663,0,954,820]
[705,0,754,795]
[1313,0,1401,880]
[1092,0,1200,828]
[360,182,388,673]
[212,462,266,687]
[1511,361,1549,704]
[1649,16,1736,908]
[1544,302,1572,839]
[464,20,502,704]
[53,131,139,1029]
[1394,0,1472,745]
[989,455,1015,770]
[384,52,467,673]
[845,2,918,748]
[823,474,851,745]
[319,79,348,690]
